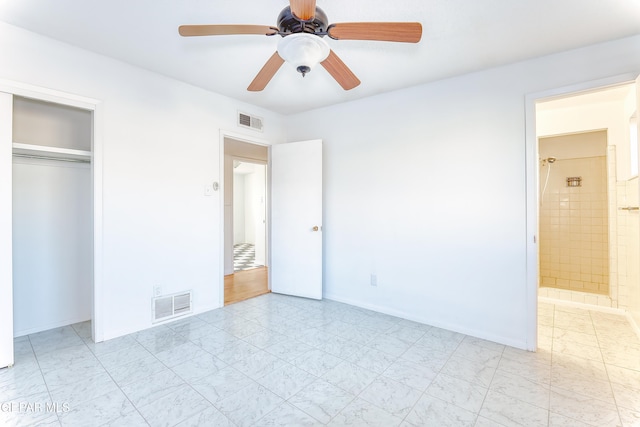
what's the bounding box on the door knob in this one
[312,226,319,231]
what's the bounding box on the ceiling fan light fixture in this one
[277,33,330,77]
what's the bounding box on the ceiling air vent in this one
[238,112,264,132]
[152,291,192,323]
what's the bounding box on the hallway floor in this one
[1,295,639,426]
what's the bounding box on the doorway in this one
[1,83,102,369]
[528,79,640,350]
[223,137,269,305]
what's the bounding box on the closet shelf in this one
[12,142,91,161]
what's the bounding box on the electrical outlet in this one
[370,274,377,287]
[154,286,162,297]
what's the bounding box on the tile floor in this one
[1,294,639,426]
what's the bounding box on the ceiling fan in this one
[178,0,422,92]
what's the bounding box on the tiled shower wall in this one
[617,177,640,324]
[539,156,609,295]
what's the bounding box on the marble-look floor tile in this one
[327,398,402,427]
[346,346,398,374]
[549,386,621,427]
[0,365,49,400]
[138,331,190,355]
[120,368,185,408]
[264,339,314,362]
[489,370,550,409]
[552,327,600,347]
[292,349,343,376]
[174,406,233,427]
[366,334,412,357]
[154,341,209,368]
[323,361,378,395]
[359,376,422,418]
[453,341,503,367]
[383,324,426,344]
[426,373,488,413]
[253,402,322,427]
[548,412,591,426]
[170,352,227,383]
[550,367,615,404]
[29,326,84,356]
[605,364,640,390]
[42,357,105,389]
[0,391,56,427]
[191,366,254,405]
[216,382,284,427]
[242,329,288,349]
[83,335,138,357]
[36,344,95,373]
[257,364,317,400]
[479,390,548,427]
[552,339,603,363]
[58,389,136,427]
[105,353,166,387]
[231,350,286,380]
[400,345,451,371]
[101,409,149,427]
[404,394,476,427]
[440,356,497,388]
[96,342,153,371]
[49,371,119,407]
[137,384,211,427]
[618,406,640,427]
[288,379,355,424]
[214,339,261,365]
[383,358,438,391]
[611,381,640,412]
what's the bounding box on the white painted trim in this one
[218,129,274,306]
[524,73,639,352]
[325,293,528,350]
[0,79,104,344]
[0,92,14,368]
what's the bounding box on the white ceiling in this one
[1,0,639,115]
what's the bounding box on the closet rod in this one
[12,153,91,164]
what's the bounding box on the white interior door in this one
[270,140,322,299]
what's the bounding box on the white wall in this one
[12,158,92,336]
[0,22,285,341]
[285,35,640,349]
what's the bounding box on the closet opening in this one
[11,96,94,340]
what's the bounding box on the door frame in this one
[218,130,272,307]
[0,79,104,351]
[524,72,638,351]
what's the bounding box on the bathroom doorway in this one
[533,81,640,350]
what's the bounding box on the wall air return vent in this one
[238,112,264,132]
[152,291,192,323]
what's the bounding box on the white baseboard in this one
[324,292,528,351]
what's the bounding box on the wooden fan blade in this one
[247,52,285,92]
[328,22,422,43]
[290,0,316,21]
[179,24,277,37]
[320,50,361,91]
